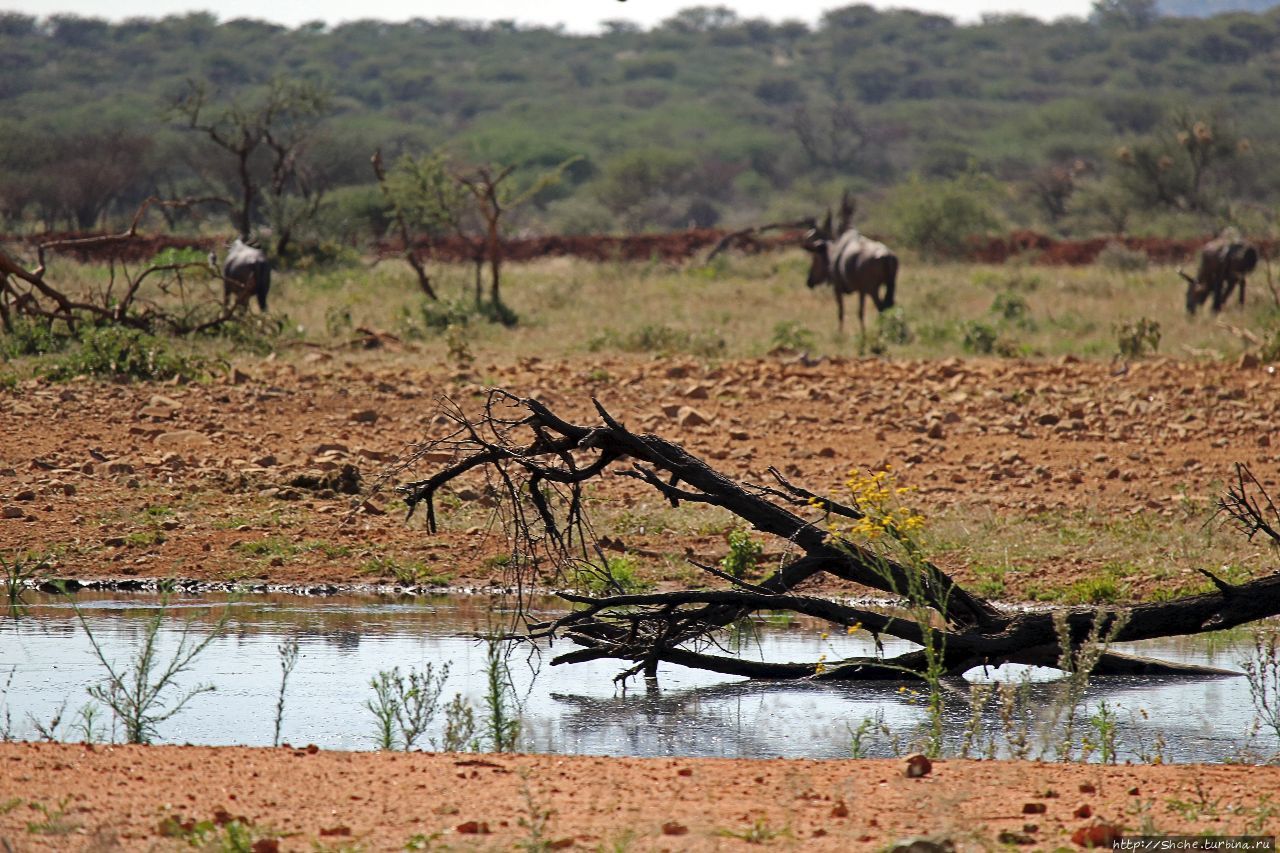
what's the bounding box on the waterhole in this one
[0,589,1267,762]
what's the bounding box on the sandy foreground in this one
[1,743,1278,851]
[4,354,1280,850]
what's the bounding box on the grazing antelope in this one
[1178,232,1258,314]
[219,237,271,312]
[801,194,897,334]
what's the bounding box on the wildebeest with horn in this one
[1179,232,1258,315]
[217,236,271,312]
[801,192,898,334]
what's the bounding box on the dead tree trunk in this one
[398,392,1278,684]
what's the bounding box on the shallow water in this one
[0,590,1269,762]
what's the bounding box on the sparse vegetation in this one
[76,593,234,745]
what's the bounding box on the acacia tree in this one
[172,78,330,255]
[396,392,1280,686]
[371,148,469,300]
[1114,108,1247,214]
[456,158,578,316]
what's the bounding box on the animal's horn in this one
[821,209,832,236]
[838,190,856,233]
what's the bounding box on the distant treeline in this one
[2,1,1279,253]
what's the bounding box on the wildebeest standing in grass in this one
[1179,233,1258,315]
[220,237,271,312]
[801,207,898,335]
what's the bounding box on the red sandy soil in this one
[1,742,1277,851]
[9,226,1260,266]
[4,353,1280,851]
[2,353,1277,596]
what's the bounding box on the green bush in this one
[990,291,1031,325]
[43,326,208,382]
[406,296,518,337]
[961,320,998,354]
[0,318,71,360]
[770,320,815,351]
[875,307,913,345]
[885,173,1001,259]
[588,323,725,357]
[1115,317,1161,358]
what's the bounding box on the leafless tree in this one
[395,392,1279,686]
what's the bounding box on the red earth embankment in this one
[6,227,1267,266]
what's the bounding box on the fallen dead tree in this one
[397,392,1280,684]
[0,197,253,336]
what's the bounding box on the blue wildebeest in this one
[219,237,271,312]
[1178,232,1259,314]
[801,205,898,335]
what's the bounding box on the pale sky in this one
[8,0,1094,33]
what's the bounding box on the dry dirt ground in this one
[4,353,1280,851]
[1,743,1277,851]
[2,352,1277,595]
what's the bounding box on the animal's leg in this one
[1239,276,1246,308]
[836,289,845,333]
[858,292,867,338]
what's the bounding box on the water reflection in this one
[0,589,1269,762]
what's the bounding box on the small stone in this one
[889,838,955,853]
[1071,824,1123,848]
[926,422,945,440]
[15,489,35,501]
[1036,413,1061,426]
[997,831,1035,846]
[676,406,711,428]
[1239,352,1261,370]
[1078,783,1096,794]
[1073,804,1092,819]
[683,383,710,399]
[661,823,688,836]
[903,753,932,778]
[455,821,490,835]
[676,767,692,777]
[155,430,211,448]
[254,455,278,467]
[830,801,849,818]
[1022,802,1047,815]
[349,409,379,424]
[1,506,24,519]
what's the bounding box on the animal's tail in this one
[879,255,898,310]
[254,261,271,312]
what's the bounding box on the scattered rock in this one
[1021,802,1046,814]
[1239,352,1261,370]
[889,837,955,853]
[676,406,711,428]
[830,801,849,818]
[155,430,212,448]
[1,506,24,519]
[903,753,932,778]
[997,830,1036,845]
[455,821,490,835]
[1036,413,1061,426]
[14,489,35,501]
[661,822,688,836]
[1078,783,1096,794]
[1073,804,1092,818]
[1071,823,1123,848]
[349,409,379,424]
